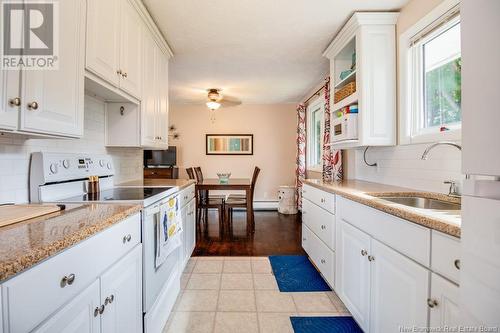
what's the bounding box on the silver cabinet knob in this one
[368,255,375,262]
[94,307,100,317]
[122,234,132,243]
[320,198,325,203]
[105,294,114,305]
[27,101,39,110]
[122,72,128,78]
[321,225,326,230]
[60,273,76,287]
[98,304,105,314]
[427,298,439,308]
[361,249,368,256]
[321,259,326,264]
[454,259,460,270]
[116,69,122,75]
[9,97,21,107]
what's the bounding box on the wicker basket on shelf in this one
[334,81,356,104]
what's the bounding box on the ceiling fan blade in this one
[219,94,242,108]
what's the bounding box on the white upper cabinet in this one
[86,0,143,100]
[140,31,159,148]
[20,0,85,137]
[323,13,398,149]
[0,0,85,138]
[119,0,143,98]
[86,0,121,87]
[156,46,169,148]
[0,70,20,131]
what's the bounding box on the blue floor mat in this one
[290,316,363,333]
[268,255,331,292]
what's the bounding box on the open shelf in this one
[332,92,358,112]
[334,70,356,90]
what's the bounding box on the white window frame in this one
[306,97,325,172]
[399,0,461,145]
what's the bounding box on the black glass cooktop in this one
[63,187,173,202]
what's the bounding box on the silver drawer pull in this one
[60,273,76,287]
[321,225,326,230]
[361,249,368,256]
[320,198,325,203]
[427,298,438,308]
[454,259,460,270]
[105,294,114,305]
[321,259,326,264]
[368,255,375,262]
[122,234,132,243]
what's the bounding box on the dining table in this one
[195,178,254,232]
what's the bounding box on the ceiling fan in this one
[205,88,242,110]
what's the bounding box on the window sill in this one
[400,128,461,145]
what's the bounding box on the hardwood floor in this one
[193,210,305,256]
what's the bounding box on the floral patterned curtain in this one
[323,77,343,182]
[295,104,307,210]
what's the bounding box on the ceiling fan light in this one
[206,101,221,110]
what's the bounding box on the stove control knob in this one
[50,163,58,174]
[99,160,105,167]
[62,160,70,169]
[107,162,112,170]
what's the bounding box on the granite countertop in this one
[118,178,196,189]
[304,179,461,238]
[0,203,142,282]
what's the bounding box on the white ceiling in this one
[144,0,409,104]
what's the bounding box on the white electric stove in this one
[29,152,182,333]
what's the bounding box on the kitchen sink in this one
[377,196,461,211]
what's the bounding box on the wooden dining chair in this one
[225,166,260,232]
[193,167,225,234]
[186,167,195,180]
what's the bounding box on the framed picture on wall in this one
[206,134,253,155]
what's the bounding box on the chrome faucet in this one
[421,141,462,160]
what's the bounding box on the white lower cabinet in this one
[336,220,371,331]
[336,196,462,332]
[100,245,143,333]
[33,280,101,333]
[429,273,460,328]
[369,239,429,333]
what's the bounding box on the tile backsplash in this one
[349,143,462,194]
[0,95,143,204]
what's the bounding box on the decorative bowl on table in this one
[217,173,231,184]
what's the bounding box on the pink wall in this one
[169,103,297,201]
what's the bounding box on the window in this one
[306,98,324,171]
[400,1,461,144]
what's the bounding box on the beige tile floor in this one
[163,257,351,333]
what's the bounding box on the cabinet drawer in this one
[338,196,431,267]
[303,184,335,214]
[302,224,312,253]
[308,229,335,288]
[431,231,460,284]
[2,213,141,333]
[144,168,172,179]
[302,198,335,250]
[179,184,196,209]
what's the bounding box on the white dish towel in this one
[155,195,182,268]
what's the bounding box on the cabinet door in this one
[0,69,20,131]
[429,273,460,328]
[100,245,143,333]
[141,31,158,148]
[369,239,429,333]
[20,0,85,137]
[156,49,169,149]
[119,0,142,98]
[184,199,196,261]
[336,220,371,331]
[33,280,100,333]
[86,0,120,86]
